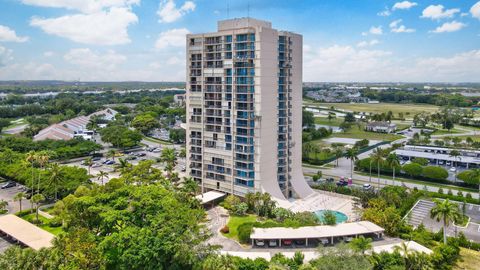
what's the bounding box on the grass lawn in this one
[454,135,480,142]
[222,215,257,241]
[21,213,63,235]
[314,117,343,127]
[143,136,173,145]
[332,125,404,141]
[431,128,464,135]
[455,248,480,270]
[305,102,440,115]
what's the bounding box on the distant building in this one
[174,94,186,106]
[33,108,117,141]
[365,122,396,134]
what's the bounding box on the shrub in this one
[466,193,472,199]
[457,191,463,197]
[220,225,229,234]
[438,188,444,194]
[412,157,429,166]
[48,217,62,227]
[402,163,423,178]
[233,202,248,216]
[222,195,241,211]
[422,166,448,180]
[448,189,453,196]
[322,210,337,225]
[237,223,254,244]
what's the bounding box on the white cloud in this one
[377,7,391,17]
[64,48,126,70]
[157,0,196,23]
[303,44,480,82]
[421,5,460,20]
[392,1,417,10]
[21,0,139,14]
[431,21,466,33]
[471,1,480,20]
[43,51,54,57]
[155,28,190,50]
[389,19,415,33]
[0,25,29,42]
[30,7,138,45]
[369,26,383,35]
[357,39,379,48]
[0,46,13,67]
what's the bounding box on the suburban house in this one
[365,121,397,134]
[33,108,118,141]
[174,94,186,106]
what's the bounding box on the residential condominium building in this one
[186,18,312,200]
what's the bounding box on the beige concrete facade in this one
[186,18,312,200]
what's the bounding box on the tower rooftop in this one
[217,17,272,31]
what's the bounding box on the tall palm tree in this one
[161,147,177,171]
[31,193,45,224]
[47,163,63,201]
[13,192,26,212]
[430,199,462,244]
[345,148,358,178]
[371,148,384,188]
[107,149,117,161]
[36,151,51,193]
[25,151,37,211]
[0,200,8,213]
[334,147,344,167]
[116,158,131,174]
[386,153,400,186]
[96,171,109,185]
[449,150,461,183]
[84,157,94,175]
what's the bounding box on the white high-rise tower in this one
[186,18,312,200]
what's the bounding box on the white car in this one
[450,167,457,172]
[255,240,265,247]
[268,240,278,247]
[363,183,372,191]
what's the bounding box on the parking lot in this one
[0,180,32,214]
[64,146,186,185]
[0,235,14,254]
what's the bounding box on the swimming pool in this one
[314,210,348,224]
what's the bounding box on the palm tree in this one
[31,194,45,224]
[47,163,64,201]
[0,200,8,213]
[349,236,372,255]
[449,150,461,183]
[334,147,344,167]
[386,153,400,186]
[84,157,94,175]
[345,148,358,178]
[96,171,109,185]
[116,158,131,174]
[161,147,177,174]
[36,151,50,193]
[371,148,384,187]
[430,199,462,244]
[107,149,117,161]
[25,151,37,211]
[13,192,26,212]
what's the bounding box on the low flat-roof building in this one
[365,122,396,134]
[0,214,54,250]
[250,221,384,247]
[395,145,480,168]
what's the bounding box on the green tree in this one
[386,153,400,185]
[402,163,423,178]
[96,170,109,185]
[349,236,372,255]
[100,125,142,149]
[13,192,26,212]
[334,147,344,167]
[31,193,45,223]
[422,166,448,181]
[131,113,159,135]
[430,199,461,244]
[47,163,64,201]
[345,148,359,179]
[302,109,315,128]
[371,148,384,187]
[322,210,337,225]
[0,118,10,133]
[84,157,94,175]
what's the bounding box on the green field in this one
[314,117,343,127]
[21,213,63,235]
[305,102,440,116]
[222,215,257,241]
[332,124,404,141]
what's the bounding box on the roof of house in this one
[367,121,396,128]
[0,214,54,250]
[195,191,226,204]
[250,221,384,240]
[89,108,118,118]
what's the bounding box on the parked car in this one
[438,160,445,165]
[294,239,305,246]
[268,240,278,247]
[137,152,146,157]
[92,157,102,161]
[125,156,137,161]
[320,238,329,246]
[92,163,102,168]
[282,239,293,246]
[450,167,456,172]
[363,183,372,191]
[446,161,452,166]
[152,148,162,153]
[1,181,16,189]
[336,180,348,187]
[343,236,354,242]
[255,240,265,247]
[104,160,115,165]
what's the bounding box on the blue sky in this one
[0,0,479,82]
